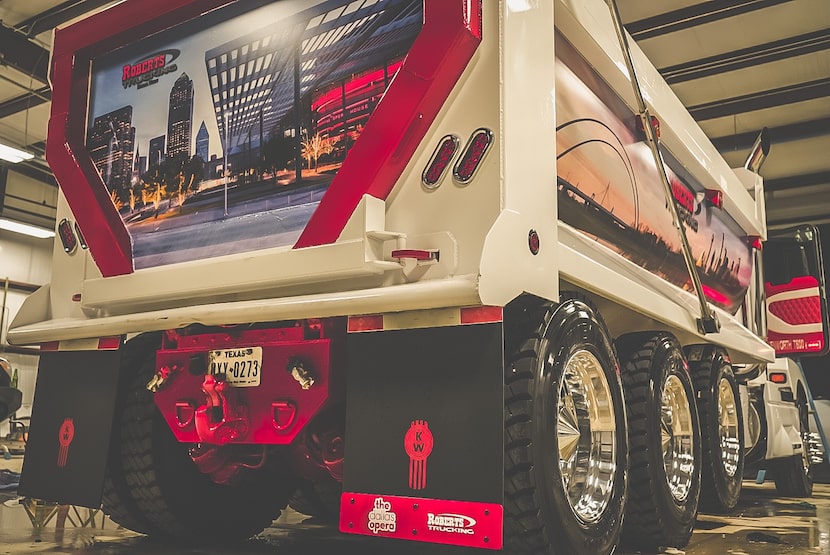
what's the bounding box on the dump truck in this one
[8,0,830,553]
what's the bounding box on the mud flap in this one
[19,349,122,508]
[340,322,504,549]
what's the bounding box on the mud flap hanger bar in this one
[606,0,720,335]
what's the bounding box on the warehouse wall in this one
[0,230,53,435]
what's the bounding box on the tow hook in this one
[146,365,173,392]
[288,358,314,390]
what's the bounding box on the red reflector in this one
[41,341,59,351]
[704,189,723,209]
[460,306,503,324]
[528,229,540,255]
[58,218,78,254]
[348,314,384,332]
[422,135,459,189]
[97,336,122,350]
[769,372,787,384]
[453,128,493,184]
[72,293,82,302]
[391,249,439,262]
[748,235,763,250]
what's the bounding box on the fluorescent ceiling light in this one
[0,142,35,164]
[0,218,55,239]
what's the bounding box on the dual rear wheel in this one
[503,297,735,554]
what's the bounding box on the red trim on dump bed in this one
[48,0,482,276]
[294,0,483,248]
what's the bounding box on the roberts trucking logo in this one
[122,49,180,90]
[367,497,397,534]
[427,513,476,535]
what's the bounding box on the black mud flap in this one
[19,349,122,508]
[340,322,504,549]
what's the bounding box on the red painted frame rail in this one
[48,0,482,276]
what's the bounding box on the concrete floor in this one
[0,449,827,555]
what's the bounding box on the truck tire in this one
[104,333,292,542]
[288,478,342,521]
[504,295,627,555]
[690,348,744,512]
[772,390,813,497]
[616,333,701,549]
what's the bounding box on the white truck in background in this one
[8,0,830,554]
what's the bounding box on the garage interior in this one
[0,1,828,554]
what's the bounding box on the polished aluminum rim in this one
[557,349,617,524]
[661,374,695,503]
[798,399,811,474]
[717,377,741,477]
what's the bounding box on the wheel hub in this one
[557,349,617,524]
[661,374,695,503]
[717,377,740,478]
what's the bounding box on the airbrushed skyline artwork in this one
[86,0,422,269]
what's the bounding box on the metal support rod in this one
[606,0,719,334]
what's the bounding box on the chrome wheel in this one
[558,349,617,524]
[661,375,695,503]
[718,377,741,478]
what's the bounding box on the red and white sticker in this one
[340,492,503,550]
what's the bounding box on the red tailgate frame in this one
[49,0,483,277]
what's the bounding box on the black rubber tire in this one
[772,390,814,497]
[689,347,744,513]
[503,294,627,555]
[104,333,292,542]
[617,333,701,549]
[288,477,342,522]
[101,333,161,535]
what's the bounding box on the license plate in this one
[208,346,262,387]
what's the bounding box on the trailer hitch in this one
[194,374,250,444]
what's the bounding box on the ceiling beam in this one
[625,0,794,41]
[0,24,50,83]
[661,30,830,84]
[711,116,830,152]
[688,77,830,120]
[765,170,830,192]
[15,0,116,37]
[9,162,57,188]
[0,87,51,119]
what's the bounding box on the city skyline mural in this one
[85,0,423,269]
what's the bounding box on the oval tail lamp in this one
[422,135,459,189]
[453,128,493,184]
[58,218,78,254]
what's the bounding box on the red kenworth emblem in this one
[57,418,75,468]
[404,419,434,490]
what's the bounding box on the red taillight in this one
[748,235,763,250]
[453,128,493,184]
[74,222,88,250]
[391,249,439,262]
[704,189,723,209]
[58,218,78,254]
[422,135,459,189]
[769,372,787,384]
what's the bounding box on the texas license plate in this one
[208,346,262,387]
